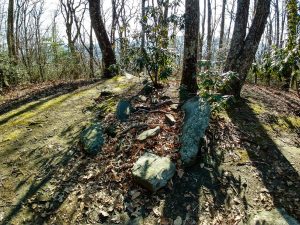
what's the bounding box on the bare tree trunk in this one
[180,0,199,101]
[282,0,299,91]
[198,0,206,61]
[206,0,212,63]
[274,0,280,47]
[111,0,117,49]
[89,24,94,78]
[219,0,226,49]
[88,0,117,78]
[279,4,286,48]
[226,0,236,40]
[162,0,169,48]
[223,0,271,98]
[141,0,146,51]
[7,0,16,60]
[267,17,273,50]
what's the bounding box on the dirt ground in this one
[0,77,299,225]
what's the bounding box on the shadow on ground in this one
[162,131,247,224]
[161,96,299,224]
[226,99,300,220]
[0,79,100,115]
[0,116,94,224]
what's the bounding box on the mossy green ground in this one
[0,75,138,225]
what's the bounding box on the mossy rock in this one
[180,97,211,166]
[116,99,133,122]
[132,152,176,192]
[80,123,104,156]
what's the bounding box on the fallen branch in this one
[153,100,173,108]
[117,123,148,137]
[135,109,170,114]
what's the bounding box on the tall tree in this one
[180,0,200,100]
[141,0,146,51]
[198,0,206,61]
[7,0,17,60]
[88,0,117,78]
[206,0,212,63]
[274,0,280,47]
[223,0,271,98]
[282,0,300,91]
[219,0,226,49]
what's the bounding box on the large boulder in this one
[80,123,104,156]
[132,153,176,192]
[180,97,210,166]
[248,208,300,225]
[116,99,133,122]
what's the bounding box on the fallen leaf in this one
[99,210,109,217]
[153,207,161,217]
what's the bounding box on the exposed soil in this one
[0,78,299,225]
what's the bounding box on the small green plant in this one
[198,69,238,112]
[250,44,300,89]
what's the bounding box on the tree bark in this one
[7,0,17,60]
[206,0,212,63]
[88,0,117,78]
[141,0,146,51]
[283,0,299,91]
[219,0,226,49]
[89,24,94,78]
[274,0,280,47]
[180,0,199,101]
[198,0,206,61]
[223,0,271,98]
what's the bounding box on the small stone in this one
[137,126,160,141]
[138,95,147,102]
[132,153,176,192]
[165,114,176,126]
[116,99,132,122]
[80,123,104,156]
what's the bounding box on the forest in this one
[0,0,299,224]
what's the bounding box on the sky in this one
[42,0,227,42]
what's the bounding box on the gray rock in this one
[248,208,300,225]
[180,97,210,166]
[80,123,104,156]
[137,126,160,141]
[116,99,132,122]
[165,114,176,126]
[132,152,176,192]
